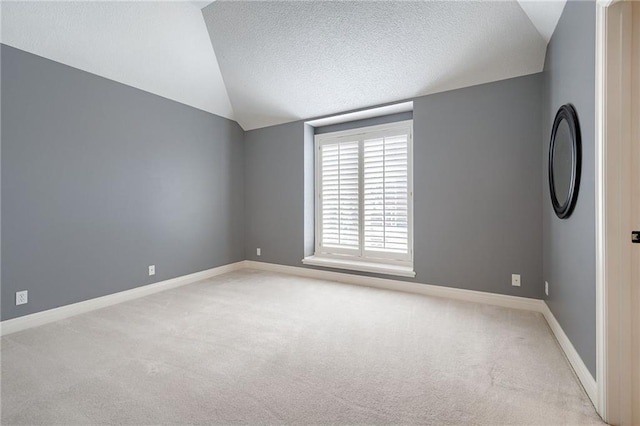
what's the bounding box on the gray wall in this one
[0,44,3,316]
[1,45,245,320]
[542,0,597,378]
[303,123,315,258]
[3,23,594,371]
[245,73,543,299]
[314,112,413,135]
[244,121,306,265]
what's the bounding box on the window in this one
[304,120,414,277]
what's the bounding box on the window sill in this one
[301,255,416,278]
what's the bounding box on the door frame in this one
[595,0,636,423]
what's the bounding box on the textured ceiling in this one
[189,1,216,10]
[0,1,234,120]
[517,0,567,42]
[0,1,566,131]
[203,1,549,130]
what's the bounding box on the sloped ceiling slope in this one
[517,0,567,43]
[203,1,548,130]
[0,1,234,120]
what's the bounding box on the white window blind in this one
[363,134,409,254]
[315,121,413,265]
[319,141,360,251]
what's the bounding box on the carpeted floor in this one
[1,269,603,425]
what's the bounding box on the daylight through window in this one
[314,120,413,267]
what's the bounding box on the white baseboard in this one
[0,261,245,336]
[245,260,598,405]
[243,260,545,313]
[250,260,597,406]
[1,258,597,410]
[540,302,597,407]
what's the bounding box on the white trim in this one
[598,0,618,8]
[595,0,633,422]
[595,0,607,416]
[630,6,640,423]
[302,255,416,278]
[1,257,599,410]
[314,120,414,142]
[541,302,598,406]
[305,102,413,128]
[246,260,543,312]
[314,120,414,264]
[0,261,245,336]
[247,260,600,403]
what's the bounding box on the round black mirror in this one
[549,104,581,219]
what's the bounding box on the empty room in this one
[1,0,639,424]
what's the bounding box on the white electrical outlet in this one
[16,290,28,305]
[512,274,521,287]
[148,265,155,276]
[545,281,549,296]
[256,248,261,256]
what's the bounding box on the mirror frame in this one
[549,104,581,219]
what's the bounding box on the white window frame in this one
[308,120,414,276]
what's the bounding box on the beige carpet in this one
[1,269,603,425]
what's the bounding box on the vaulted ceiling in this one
[0,1,234,120]
[0,1,567,131]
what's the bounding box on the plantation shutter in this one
[363,134,409,254]
[319,140,360,251]
[315,120,412,264]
